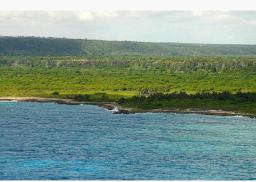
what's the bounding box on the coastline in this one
[0,97,255,118]
[139,108,254,117]
[0,96,115,106]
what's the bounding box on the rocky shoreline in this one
[0,97,254,118]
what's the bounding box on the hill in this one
[0,36,256,56]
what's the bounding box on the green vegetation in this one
[0,37,256,116]
[118,92,256,115]
[1,36,256,56]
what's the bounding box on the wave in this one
[0,100,18,103]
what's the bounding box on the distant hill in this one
[0,36,256,56]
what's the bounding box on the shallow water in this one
[0,102,256,179]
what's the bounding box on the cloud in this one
[0,11,255,44]
[76,11,118,21]
[191,11,233,21]
[0,11,119,23]
[191,11,256,26]
[192,11,203,17]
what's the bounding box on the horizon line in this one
[1,35,256,46]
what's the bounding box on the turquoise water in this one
[0,101,256,179]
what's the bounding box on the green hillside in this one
[1,36,256,56]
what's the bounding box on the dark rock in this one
[113,109,130,114]
[102,104,115,110]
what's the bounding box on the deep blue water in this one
[0,101,256,179]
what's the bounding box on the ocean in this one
[0,101,255,179]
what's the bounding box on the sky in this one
[0,11,256,44]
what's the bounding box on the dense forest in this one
[0,55,255,72]
[0,55,255,95]
[1,36,256,56]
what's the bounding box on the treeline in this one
[0,55,256,72]
[118,91,256,104]
[55,91,256,103]
[1,36,256,56]
[0,37,84,55]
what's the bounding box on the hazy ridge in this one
[1,36,256,56]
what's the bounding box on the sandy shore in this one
[0,97,254,118]
[0,97,116,109]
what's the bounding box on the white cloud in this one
[192,11,203,16]
[77,12,94,21]
[0,11,255,44]
[191,11,233,21]
[76,11,118,21]
[0,11,119,23]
